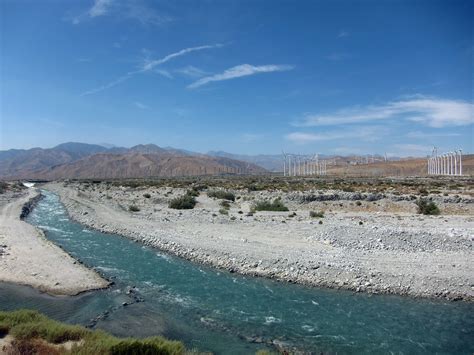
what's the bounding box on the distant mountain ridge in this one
[0,142,265,179]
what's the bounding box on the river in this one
[1,190,473,354]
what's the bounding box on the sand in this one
[0,187,109,295]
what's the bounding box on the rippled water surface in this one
[1,190,473,354]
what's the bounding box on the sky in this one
[1,0,473,156]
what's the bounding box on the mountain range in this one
[0,143,266,180]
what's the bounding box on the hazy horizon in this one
[1,0,473,157]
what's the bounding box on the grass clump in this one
[0,309,185,355]
[415,198,440,215]
[219,208,229,215]
[186,189,200,197]
[252,198,289,212]
[128,205,140,212]
[143,193,151,198]
[309,211,324,218]
[207,190,235,201]
[169,193,196,209]
[219,200,231,209]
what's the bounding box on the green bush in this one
[219,208,229,215]
[416,198,440,215]
[309,211,324,218]
[0,182,8,194]
[220,200,231,209]
[252,198,289,212]
[207,190,235,201]
[169,194,196,209]
[0,310,185,355]
[186,189,200,197]
[143,193,151,198]
[128,205,140,212]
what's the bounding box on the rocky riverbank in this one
[0,184,109,295]
[46,181,474,301]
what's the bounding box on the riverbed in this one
[1,190,473,354]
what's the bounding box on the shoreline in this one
[0,186,109,296]
[45,181,474,302]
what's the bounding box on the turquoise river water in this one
[1,190,473,354]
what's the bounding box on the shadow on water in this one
[1,189,472,354]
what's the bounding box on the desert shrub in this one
[220,200,231,209]
[416,198,440,215]
[288,212,297,218]
[186,189,200,197]
[207,190,235,201]
[230,216,236,221]
[128,205,140,212]
[219,208,229,215]
[169,194,196,209]
[359,221,363,225]
[143,193,151,198]
[252,198,289,212]
[309,211,324,218]
[419,188,429,196]
[0,182,8,194]
[342,186,354,192]
[355,201,362,206]
[318,220,323,225]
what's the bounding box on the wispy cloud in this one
[176,65,208,78]
[134,101,149,109]
[89,0,113,17]
[154,69,173,79]
[70,0,170,26]
[406,131,461,139]
[296,97,474,128]
[81,44,221,96]
[286,126,386,144]
[338,29,349,38]
[142,44,222,71]
[125,2,171,26]
[326,52,350,61]
[187,64,294,89]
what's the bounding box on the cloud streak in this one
[286,126,386,144]
[142,44,223,71]
[89,0,113,17]
[81,44,221,96]
[187,64,294,89]
[296,97,474,128]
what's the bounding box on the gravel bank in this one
[46,182,474,301]
[0,186,109,295]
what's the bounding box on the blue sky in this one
[1,0,473,156]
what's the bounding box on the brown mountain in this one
[17,152,265,180]
[0,142,266,180]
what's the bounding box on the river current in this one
[1,190,472,354]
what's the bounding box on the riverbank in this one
[46,180,474,301]
[0,184,109,295]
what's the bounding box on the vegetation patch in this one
[169,193,197,209]
[219,208,229,215]
[252,198,289,212]
[128,205,140,212]
[0,309,185,355]
[207,190,235,201]
[415,198,440,215]
[309,211,324,218]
